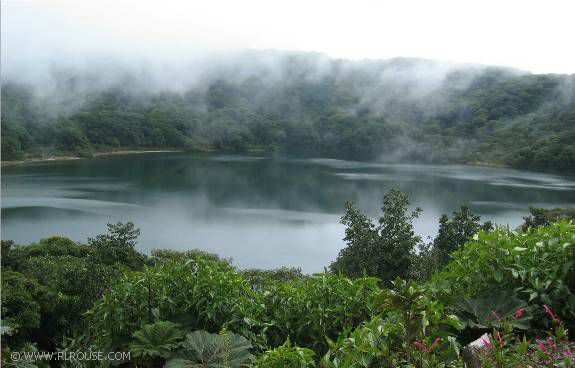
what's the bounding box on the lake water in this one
[2,152,575,272]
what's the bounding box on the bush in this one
[432,206,493,268]
[522,207,575,231]
[88,256,266,350]
[255,339,316,368]
[130,321,183,361]
[1,271,52,338]
[241,267,306,289]
[1,235,127,350]
[435,221,575,332]
[260,273,381,353]
[167,330,254,368]
[321,280,463,367]
[150,248,232,266]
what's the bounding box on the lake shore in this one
[2,149,513,171]
[0,149,185,167]
[465,160,509,169]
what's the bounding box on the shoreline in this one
[1,151,556,175]
[1,149,185,167]
[464,160,509,169]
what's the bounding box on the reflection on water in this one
[2,153,575,272]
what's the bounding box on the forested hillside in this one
[2,52,574,171]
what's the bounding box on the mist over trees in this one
[2,51,574,172]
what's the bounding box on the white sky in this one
[2,0,575,74]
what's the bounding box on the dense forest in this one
[2,192,574,367]
[2,52,574,172]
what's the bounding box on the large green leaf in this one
[166,330,253,368]
[129,320,182,359]
[455,291,532,330]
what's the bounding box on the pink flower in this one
[482,337,493,349]
[547,337,554,351]
[496,331,504,347]
[491,310,502,321]
[429,337,441,351]
[414,341,428,353]
[543,304,558,322]
[514,307,525,320]
[538,341,549,355]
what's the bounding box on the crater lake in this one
[2,152,575,272]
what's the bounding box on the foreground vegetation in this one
[2,54,575,172]
[1,193,574,367]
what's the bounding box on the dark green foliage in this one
[2,200,575,367]
[255,339,316,368]
[1,238,97,348]
[1,136,23,160]
[166,330,254,368]
[0,271,52,341]
[241,267,306,289]
[88,256,266,350]
[260,273,381,353]
[431,206,493,269]
[89,256,380,354]
[1,240,16,269]
[1,236,88,271]
[130,321,183,361]
[88,221,145,269]
[322,280,463,367]
[150,249,232,266]
[434,207,482,259]
[412,207,493,282]
[455,291,532,330]
[522,206,575,230]
[0,225,146,352]
[331,189,421,283]
[2,56,573,173]
[435,221,575,332]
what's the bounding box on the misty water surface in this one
[2,152,575,272]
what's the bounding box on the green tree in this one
[1,136,22,160]
[331,189,422,283]
[521,206,575,231]
[87,222,144,269]
[0,271,54,347]
[433,206,492,267]
[1,235,130,349]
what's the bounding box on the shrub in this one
[260,273,381,353]
[255,339,316,368]
[88,256,265,350]
[435,221,575,332]
[522,207,575,231]
[150,249,232,266]
[322,280,463,367]
[130,321,183,362]
[1,271,52,340]
[241,267,306,289]
[473,304,573,368]
[167,330,253,368]
[432,206,493,268]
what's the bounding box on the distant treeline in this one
[2,54,574,171]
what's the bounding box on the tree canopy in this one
[2,54,574,172]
